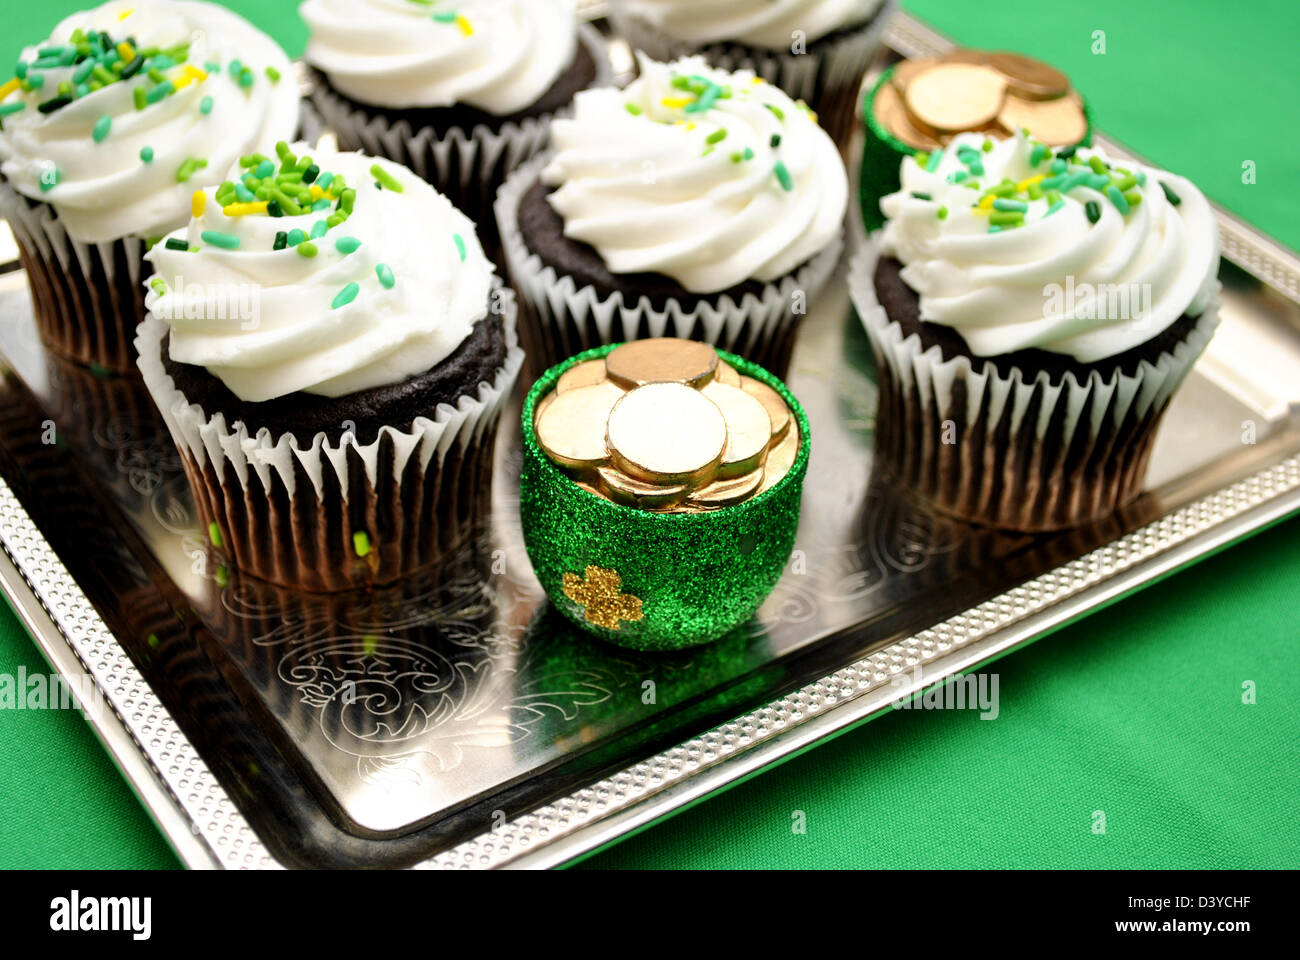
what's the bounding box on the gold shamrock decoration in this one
[562,565,644,631]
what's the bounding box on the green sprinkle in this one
[200,230,240,249]
[1045,198,1065,217]
[208,522,223,547]
[1106,184,1130,214]
[72,60,94,84]
[39,167,59,191]
[139,145,154,163]
[743,147,754,161]
[988,210,1024,227]
[981,138,993,153]
[1029,144,1048,167]
[271,188,300,216]
[176,157,208,182]
[1088,154,1107,175]
[164,237,188,251]
[311,197,331,212]
[706,128,727,145]
[37,95,72,113]
[993,198,1028,212]
[310,219,328,239]
[302,163,320,184]
[146,80,173,104]
[200,94,213,115]
[764,103,784,122]
[255,160,275,179]
[1123,190,1142,208]
[376,263,395,289]
[227,58,242,77]
[265,65,281,83]
[339,189,355,214]
[967,160,984,176]
[133,86,146,110]
[453,233,467,261]
[936,205,948,220]
[1112,173,1137,192]
[1057,145,1077,160]
[730,151,743,163]
[316,172,334,190]
[335,236,361,254]
[773,161,793,192]
[296,241,317,258]
[0,102,26,117]
[286,228,305,246]
[624,102,641,115]
[370,163,403,192]
[332,282,360,309]
[272,231,287,250]
[769,133,781,148]
[1085,200,1101,223]
[352,531,371,557]
[1160,181,1181,206]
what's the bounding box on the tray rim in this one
[1,10,1299,870]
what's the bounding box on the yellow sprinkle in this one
[455,14,473,36]
[191,190,205,217]
[0,78,19,102]
[1016,174,1046,191]
[118,8,135,20]
[751,77,765,85]
[807,111,819,124]
[117,42,135,63]
[971,206,991,216]
[661,96,692,109]
[310,185,323,200]
[173,64,207,89]
[222,201,268,217]
[978,194,995,210]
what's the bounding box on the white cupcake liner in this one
[495,151,843,377]
[307,25,610,224]
[848,236,1221,530]
[1,179,154,371]
[134,280,524,591]
[609,0,896,144]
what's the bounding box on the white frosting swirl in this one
[542,55,847,294]
[617,0,885,50]
[0,0,299,244]
[879,132,1220,362]
[301,0,578,114]
[145,144,494,402]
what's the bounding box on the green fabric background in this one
[0,0,1296,870]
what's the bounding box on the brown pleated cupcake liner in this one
[848,240,1221,532]
[1,180,150,373]
[134,283,524,593]
[495,152,842,379]
[307,24,610,237]
[609,0,896,150]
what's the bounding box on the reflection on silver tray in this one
[0,11,1298,868]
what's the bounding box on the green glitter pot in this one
[859,66,1094,233]
[520,344,811,652]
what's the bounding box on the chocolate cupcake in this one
[849,131,1221,531]
[135,144,524,591]
[609,0,896,150]
[0,0,300,372]
[496,55,847,378]
[301,0,609,231]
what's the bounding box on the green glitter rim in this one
[858,66,1096,232]
[520,343,812,524]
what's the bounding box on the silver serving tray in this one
[1,11,1298,869]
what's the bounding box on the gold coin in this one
[556,358,610,394]
[597,465,688,510]
[714,359,741,388]
[904,63,1006,133]
[576,480,606,499]
[873,80,942,151]
[534,381,624,472]
[890,56,941,94]
[738,375,791,443]
[944,48,993,66]
[606,338,718,389]
[985,52,1069,101]
[701,381,773,479]
[997,95,1087,147]
[532,389,556,430]
[688,468,764,509]
[606,382,726,485]
[758,422,800,495]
